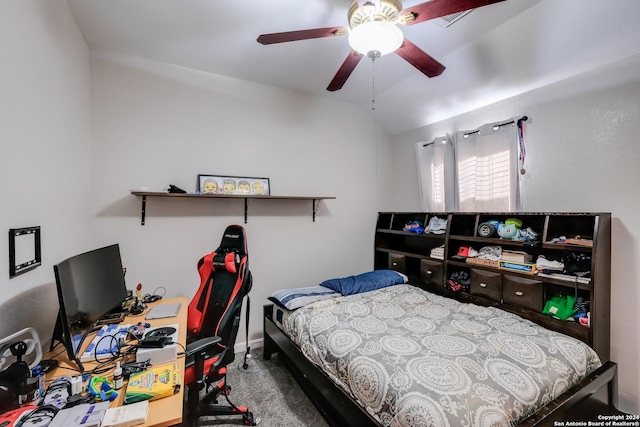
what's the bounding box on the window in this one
[414,135,455,211]
[455,120,520,212]
[416,117,524,212]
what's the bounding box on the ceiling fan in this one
[257,0,506,91]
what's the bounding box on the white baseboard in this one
[234,338,263,354]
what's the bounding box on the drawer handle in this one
[426,270,433,275]
[392,262,398,266]
[480,283,487,288]
[515,291,524,296]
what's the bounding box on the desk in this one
[45,297,188,427]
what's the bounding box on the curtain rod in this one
[463,115,528,138]
[422,136,448,148]
[421,116,528,146]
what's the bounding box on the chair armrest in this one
[185,336,222,358]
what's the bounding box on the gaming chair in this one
[184,224,256,426]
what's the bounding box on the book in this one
[501,250,533,263]
[102,400,149,427]
[124,362,181,404]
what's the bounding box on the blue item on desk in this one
[30,365,45,400]
[88,377,118,402]
[80,324,131,363]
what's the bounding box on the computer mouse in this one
[40,359,59,374]
[144,295,162,303]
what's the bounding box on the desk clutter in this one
[0,361,176,426]
[79,323,180,367]
[3,224,256,426]
[4,400,150,427]
[0,321,181,426]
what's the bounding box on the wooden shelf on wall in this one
[130,191,336,225]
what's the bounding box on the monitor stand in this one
[50,313,88,372]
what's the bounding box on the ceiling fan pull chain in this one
[371,55,377,110]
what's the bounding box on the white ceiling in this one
[65,0,640,136]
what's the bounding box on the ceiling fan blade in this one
[401,0,506,26]
[395,38,446,78]
[257,26,349,45]
[327,50,364,91]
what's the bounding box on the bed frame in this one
[262,211,622,425]
[263,303,620,426]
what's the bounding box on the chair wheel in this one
[243,411,257,426]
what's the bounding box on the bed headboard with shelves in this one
[374,212,611,362]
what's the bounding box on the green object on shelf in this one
[542,295,576,321]
[505,218,523,227]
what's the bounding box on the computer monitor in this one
[50,243,129,371]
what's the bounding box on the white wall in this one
[4,0,636,415]
[0,1,393,355]
[391,54,640,414]
[0,0,91,348]
[88,53,393,345]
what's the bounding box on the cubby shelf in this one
[130,191,336,225]
[374,211,611,362]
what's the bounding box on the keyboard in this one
[80,323,131,362]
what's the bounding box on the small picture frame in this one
[197,174,270,196]
[9,226,41,278]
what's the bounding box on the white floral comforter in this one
[283,284,601,427]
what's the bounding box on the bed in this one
[263,279,619,426]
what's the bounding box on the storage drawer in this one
[388,253,406,273]
[420,259,444,286]
[470,269,502,301]
[503,275,543,311]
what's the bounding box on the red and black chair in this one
[184,224,256,426]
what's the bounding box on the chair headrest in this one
[216,225,247,257]
[211,252,240,274]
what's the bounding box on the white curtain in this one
[454,118,520,212]
[415,135,455,212]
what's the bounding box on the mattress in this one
[282,284,602,427]
[272,304,294,330]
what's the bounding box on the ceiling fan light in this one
[348,21,403,56]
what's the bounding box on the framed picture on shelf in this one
[196,174,270,196]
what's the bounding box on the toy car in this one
[477,220,500,237]
[478,218,525,239]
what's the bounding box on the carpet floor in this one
[180,347,330,427]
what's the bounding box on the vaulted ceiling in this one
[66,0,640,136]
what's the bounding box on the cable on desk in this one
[51,364,82,375]
[89,357,123,376]
[84,330,141,375]
[46,346,67,361]
[174,341,186,357]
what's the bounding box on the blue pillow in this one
[269,285,341,310]
[320,270,407,296]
